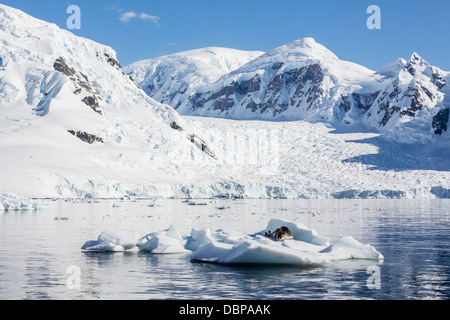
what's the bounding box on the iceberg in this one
[137,225,189,254]
[82,225,189,254]
[81,229,141,252]
[0,191,40,212]
[190,219,384,266]
[81,220,384,267]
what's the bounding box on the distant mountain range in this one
[126,38,450,144]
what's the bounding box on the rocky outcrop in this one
[169,121,217,159]
[433,108,449,135]
[53,57,75,77]
[190,63,326,117]
[364,53,448,136]
[188,134,217,160]
[54,57,103,115]
[82,96,102,115]
[68,130,104,144]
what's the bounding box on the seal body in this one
[264,226,294,242]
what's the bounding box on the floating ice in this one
[81,219,384,266]
[0,191,40,212]
[137,225,189,254]
[190,219,384,266]
[81,229,141,252]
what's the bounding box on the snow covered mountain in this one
[1,4,449,201]
[362,53,450,143]
[124,48,263,114]
[0,4,266,199]
[128,38,450,144]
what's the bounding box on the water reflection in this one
[0,199,449,300]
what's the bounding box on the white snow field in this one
[82,219,384,266]
[0,4,449,201]
[184,116,450,199]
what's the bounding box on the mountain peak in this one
[246,37,340,69]
[376,58,407,76]
[408,52,430,67]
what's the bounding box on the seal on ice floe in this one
[264,226,294,242]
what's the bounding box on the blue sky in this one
[1,0,449,70]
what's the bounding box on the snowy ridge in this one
[128,38,450,145]
[124,47,263,113]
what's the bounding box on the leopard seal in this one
[264,226,294,242]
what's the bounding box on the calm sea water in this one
[0,199,449,300]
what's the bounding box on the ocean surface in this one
[0,199,449,300]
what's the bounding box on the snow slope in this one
[0,4,265,199]
[184,116,450,199]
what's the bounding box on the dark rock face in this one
[104,53,122,69]
[432,71,447,89]
[188,134,217,159]
[339,91,380,113]
[53,57,103,116]
[77,72,94,92]
[370,70,438,128]
[190,63,326,117]
[432,108,450,135]
[68,130,104,144]
[53,57,75,77]
[399,85,428,118]
[272,62,284,70]
[352,92,380,110]
[82,96,102,115]
[170,121,183,131]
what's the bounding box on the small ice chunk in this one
[184,228,214,252]
[81,240,125,252]
[137,225,189,254]
[140,235,189,254]
[82,229,140,252]
[320,236,384,260]
[165,224,184,242]
[98,229,140,250]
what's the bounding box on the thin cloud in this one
[119,11,138,22]
[139,13,160,25]
[119,11,160,25]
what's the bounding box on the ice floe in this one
[0,191,40,212]
[81,229,141,252]
[137,225,189,254]
[81,219,384,266]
